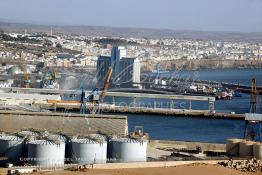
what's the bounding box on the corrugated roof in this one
[0,111,128,137]
[245,113,262,121]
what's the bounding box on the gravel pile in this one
[218,158,262,172]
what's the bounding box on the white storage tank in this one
[27,140,65,166]
[226,138,242,156]
[110,138,147,162]
[239,140,254,157]
[88,134,108,164]
[0,135,23,163]
[70,138,103,165]
[253,142,262,160]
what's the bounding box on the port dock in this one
[0,87,245,119]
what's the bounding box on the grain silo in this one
[88,134,108,164]
[27,139,65,166]
[70,138,102,165]
[110,138,147,162]
[0,134,24,163]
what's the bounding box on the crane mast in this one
[100,67,113,104]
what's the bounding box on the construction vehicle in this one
[47,67,113,114]
[129,126,149,140]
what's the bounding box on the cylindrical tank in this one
[47,134,70,162]
[88,134,108,164]
[239,140,254,157]
[110,138,147,162]
[27,140,65,166]
[253,142,262,160]
[0,135,24,163]
[70,138,102,165]
[226,139,242,156]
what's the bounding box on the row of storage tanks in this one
[0,130,147,166]
[226,139,262,159]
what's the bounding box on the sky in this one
[0,0,262,32]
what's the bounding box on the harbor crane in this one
[47,67,113,114]
[81,67,113,113]
[244,78,261,141]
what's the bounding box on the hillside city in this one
[0,31,261,71]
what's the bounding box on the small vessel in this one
[220,91,233,100]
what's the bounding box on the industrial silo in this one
[47,133,70,163]
[88,134,108,164]
[18,130,41,159]
[70,138,101,165]
[27,140,65,166]
[0,135,24,164]
[110,138,147,162]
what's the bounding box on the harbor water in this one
[127,68,262,143]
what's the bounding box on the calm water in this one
[128,115,245,143]
[127,69,262,143]
[159,68,262,86]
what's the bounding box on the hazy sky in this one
[0,0,262,32]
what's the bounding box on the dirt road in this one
[29,164,262,175]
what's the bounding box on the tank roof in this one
[71,138,98,144]
[28,139,64,145]
[0,135,23,141]
[111,137,146,143]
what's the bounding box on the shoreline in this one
[141,59,262,72]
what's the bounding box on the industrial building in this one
[97,46,140,87]
[0,111,128,136]
[119,57,140,87]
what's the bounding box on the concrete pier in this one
[40,102,244,120]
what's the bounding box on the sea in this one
[126,68,262,143]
